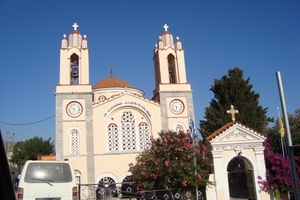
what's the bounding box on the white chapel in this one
[55,23,195,197]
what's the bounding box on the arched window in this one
[168,54,176,83]
[108,123,119,151]
[121,111,136,151]
[138,122,150,150]
[96,177,117,199]
[121,175,135,197]
[70,129,79,154]
[175,124,184,133]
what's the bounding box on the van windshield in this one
[24,163,73,183]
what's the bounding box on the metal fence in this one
[77,183,202,200]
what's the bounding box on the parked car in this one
[17,160,78,200]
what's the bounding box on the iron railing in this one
[77,183,202,200]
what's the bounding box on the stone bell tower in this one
[152,24,195,133]
[55,23,94,185]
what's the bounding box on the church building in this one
[55,24,270,200]
[55,23,195,197]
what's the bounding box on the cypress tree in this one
[200,67,273,139]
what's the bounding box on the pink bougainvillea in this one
[258,140,300,200]
[129,131,213,192]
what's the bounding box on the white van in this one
[17,160,78,200]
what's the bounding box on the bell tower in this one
[152,24,195,132]
[59,23,89,86]
[55,23,94,184]
[153,24,188,88]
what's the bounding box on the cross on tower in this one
[227,105,239,122]
[109,67,114,77]
[72,23,79,30]
[163,24,169,32]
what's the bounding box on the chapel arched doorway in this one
[227,156,256,200]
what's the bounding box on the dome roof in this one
[93,76,132,89]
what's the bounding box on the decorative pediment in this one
[207,122,266,144]
[93,91,159,107]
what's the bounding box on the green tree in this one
[200,68,273,139]
[288,109,300,156]
[11,136,55,166]
[129,131,212,194]
[267,108,300,156]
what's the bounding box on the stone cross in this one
[163,24,169,32]
[72,23,79,30]
[227,105,239,122]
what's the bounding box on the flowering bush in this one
[258,140,300,199]
[129,131,213,192]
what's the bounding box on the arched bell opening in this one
[227,156,256,200]
[168,54,177,83]
[70,53,79,85]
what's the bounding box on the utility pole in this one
[18,148,21,175]
[276,71,300,200]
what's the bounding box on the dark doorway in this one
[227,156,256,200]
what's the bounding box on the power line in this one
[0,115,55,126]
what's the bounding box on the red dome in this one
[93,76,132,89]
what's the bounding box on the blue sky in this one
[0,1,299,142]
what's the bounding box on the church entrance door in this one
[227,156,256,200]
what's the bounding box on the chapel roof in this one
[93,76,132,89]
[206,122,237,141]
[205,121,263,141]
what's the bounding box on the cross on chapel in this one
[227,105,239,122]
[163,24,169,32]
[72,23,79,31]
